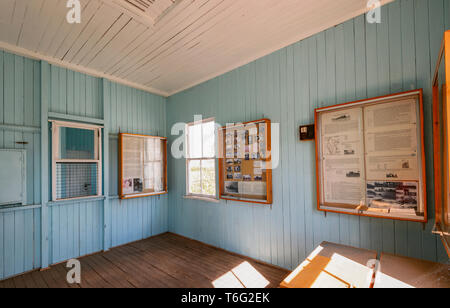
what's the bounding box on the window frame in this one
[185,118,217,200]
[51,120,103,201]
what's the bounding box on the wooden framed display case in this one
[218,119,272,205]
[119,133,168,200]
[315,89,427,223]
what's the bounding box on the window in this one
[51,121,102,201]
[186,119,216,198]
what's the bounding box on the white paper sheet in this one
[364,99,417,130]
[365,153,419,181]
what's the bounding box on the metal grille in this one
[56,163,98,200]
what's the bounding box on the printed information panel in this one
[315,90,427,222]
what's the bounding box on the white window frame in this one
[51,120,103,201]
[185,118,217,200]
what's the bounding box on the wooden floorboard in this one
[0,233,289,288]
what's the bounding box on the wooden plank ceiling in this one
[0,0,392,97]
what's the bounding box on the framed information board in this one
[119,133,167,199]
[315,90,427,222]
[218,119,272,204]
[432,30,450,257]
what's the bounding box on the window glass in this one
[59,127,95,160]
[186,119,216,198]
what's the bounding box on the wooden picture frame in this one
[315,89,427,223]
[119,133,168,200]
[432,30,450,258]
[218,119,272,205]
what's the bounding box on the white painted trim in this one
[315,90,422,113]
[49,120,103,130]
[183,195,220,203]
[167,0,395,96]
[0,41,169,97]
[51,121,103,201]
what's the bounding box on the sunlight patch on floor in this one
[212,261,270,288]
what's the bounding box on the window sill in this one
[48,195,106,206]
[183,195,220,203]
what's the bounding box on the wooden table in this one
[373,253,450,288]
[280,242,377,288]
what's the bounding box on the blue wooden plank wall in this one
[44,64,105,265]
[104,80,168,248]
[0,54,167,279]
[48,65,103,119]
[167,0,450,269]
[0,51,41,279]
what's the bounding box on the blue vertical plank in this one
[14,56,24,126]
[0,213,4,279]
[335,24,351,247]
[41,61,50,269]
[0,51,3,125]
[4,212,14,277]
[103,79,111,251]
[308,36,323,249]
[414,0,436,262]
[279,47,292,269]
[24,58,34,127]
[377,4,396,255]
[34,133,41,205]
[324,28,341,245]
[51,206,60,263]
[59,68,67,115]
[14,211,25,275]
[33,209,41,269]
[33,61,41,128]
[24,133,34,205]
[24,210,34,271]
[67,70,75,115]
[292,41,307,266]
[4,53,14,125]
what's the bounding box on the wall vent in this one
[105,0,179,25]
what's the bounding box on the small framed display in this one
[119,133,168,199]
[218,119,272,205]
[315,89,427,222]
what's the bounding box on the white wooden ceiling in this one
[0,0,392,97]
